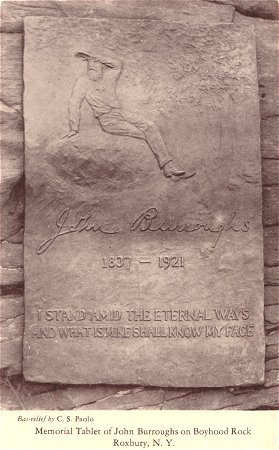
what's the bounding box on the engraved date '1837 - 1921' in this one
[102,256,185,270]
[36,207,250,255]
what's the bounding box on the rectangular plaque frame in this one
[23,18,265,387]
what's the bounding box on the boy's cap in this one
[75,51,93,60]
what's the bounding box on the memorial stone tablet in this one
[23,18,265,387]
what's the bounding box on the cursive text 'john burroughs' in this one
[36,207,250,255]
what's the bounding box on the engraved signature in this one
[36,207,250,255]
[36,208,120,255]
[131,208,250,248]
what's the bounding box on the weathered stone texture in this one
[0,243,23,268]
[0,0,235,32]
[264,267,279,286]
[265,330,279,360]
[266,358,279,371]
[264,227,279,267]
[0,185,24,244]
[59,0,235,24]
[0,238,24,289]
[0,337,22,375]
[265,305,279,325]
[0,296,24,322]
[0,296,24,374]
[3,383,278,410]
[206,0,278,20]
[65,385,123,408]
[76,388,166,410]
[263,187,279,226]
[0,268,24,287]
[0,106,24,241]
[234,13,279,118]
[0,34,23,108]
[265,286,279,305]
[5,229,24,245]
[0,315,24,343]
[161,385,279,410]
[0,296,24,376]
[0,1,64,33]
[261,117,279,160]
[262,160,279,187]
[0,383,72,410]
[264,370,279,388]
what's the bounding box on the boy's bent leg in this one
[98,112,170,168]
[98,112,189,178]
[124,114,194,177]
[143,123,172,169]
[120,112,172,169]
[98,114,146,140]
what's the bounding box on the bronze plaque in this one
[23,18,265,386]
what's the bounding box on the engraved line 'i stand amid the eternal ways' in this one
[23,18,265,386]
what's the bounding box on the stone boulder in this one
[42,127,159,197]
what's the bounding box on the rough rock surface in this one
[261,117,279,160]
[0,34,23,108]
[0,0,235,32]
[0,296,23,375]
[262,160,279,187]
[264,267,279,287]
[264,227,279,267]
[234,13,279,118]
[0,0,278,410]
[207,0,278,20]
[263,187,279,226]
[43,130,156,196]
[0,103,24,241]
[265,286,279,305]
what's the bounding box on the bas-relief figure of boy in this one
[64,51,196,181]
